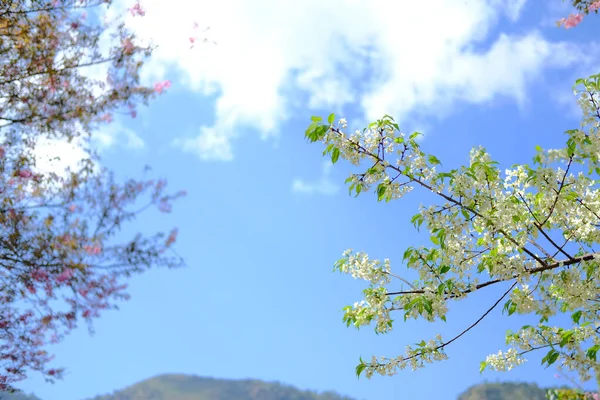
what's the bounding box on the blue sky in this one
[16,0,600,399]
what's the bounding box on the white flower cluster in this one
[337,249,391,286]
[362,335,448,378]
[485,348,526,372]
[311,75,600,381]
[343,286,391,333]
[510,284,539,314]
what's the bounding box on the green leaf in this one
[410,213,424,230]
[427,155,441,166]
[587,345,600,361]
[503,299,517,316]
[322,143,334,156]
[331,147,340,164]
[409,131,423,140]
[355,362,366,378]
[547,350,559,366]
[479,361,487,374]
[437,283,445,296]
[461,209,470,220]
[559,330,575,347]
[439,265,451,274]
[566,138,576,157]
[327,113,335,125]
[376,183,387,201]
[311,116,322,123]
[571,310,582,324]
[542,349,560,367]
[430,235,440,245]
[355,183,362,196]
[423,299,433,315]
[333,257,347,272]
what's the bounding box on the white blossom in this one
[307,76,600,381]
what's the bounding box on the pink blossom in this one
[68,204,77,212]
[84,245,102,255]
[158,199,172,213]
[128,103,137,118]
[55,269,74,284]
[128,2,145,17]
[165,228,178,247]
[31,269,49,282]
[44,282,53,296]
[0,147,5,158]
[559,13,584,28]
[590,1,600,11]
[122,38,135,55]
[100,113,113,123]
[155,179,167,191]
[18,170,33,179]
[153,80,171,94]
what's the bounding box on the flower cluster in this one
[305,73,600,382]
[557,1,600,28]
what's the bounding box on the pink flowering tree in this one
[0,0,184,392]
[558,0,600,28]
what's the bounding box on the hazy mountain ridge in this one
[85,373,357,400]
[457,381,575,400]
[2,375,583,400]
[0,392,41,400]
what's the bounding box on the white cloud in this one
[30,120,144,181]
[32,137,91,178]
[495,0,528,22]
[92,121,145,151]
[112,0,597,161]
[172,126,233,161]
[291,162,339,196]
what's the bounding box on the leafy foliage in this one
[305,55,600,385]
[458,381,550,400]
[569,0,600,14]
[458,382,599,400]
